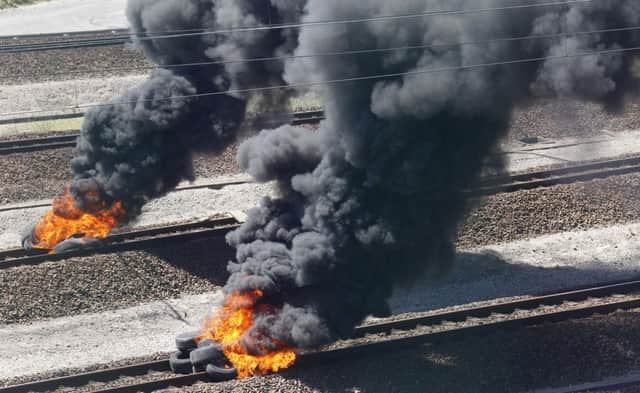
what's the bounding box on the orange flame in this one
[31,187,126,252]
[199,289,297,378]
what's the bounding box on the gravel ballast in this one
[165,309,640,393]
[0,46,150,85]
[2,97,640,204]
[2,292,638,390]
[0,181,269,250]
[0,172,639,324]
[0,143,241,204]
[4,209,640,326]
[0,237,232,324]
[0,167,639,324]
[458,172,640,249]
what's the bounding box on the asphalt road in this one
[0,0,127,36]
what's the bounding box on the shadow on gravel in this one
[389,250,640,315]
[147,236,234,285]
[239,310,640,393]
[149,243,640,314]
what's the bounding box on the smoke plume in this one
[221,0,640,352]
[70,0,300,218]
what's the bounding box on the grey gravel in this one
[510,98,640,141]
[0,143,241,204]
[0,145,73,204]
[590,388,640,393]
[0,352,170,389]
[170,309,640,393]
[458,172,640,248]
[4,299,639,393]
[0,44,150,84]
[2,94,640,205]
[0,237,233,324]
[2,172,639,325]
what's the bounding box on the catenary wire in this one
[1,41,638,119]
[3,23,638,81]
[0,0,597,53]
[0,0,594,39]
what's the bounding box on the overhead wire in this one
[3,23,639,81]
[2,40,639,119]
[0,0,596,53]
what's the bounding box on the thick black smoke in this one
[222,0,640,352]
[70,0,300,217]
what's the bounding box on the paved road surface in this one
[0,0,127,36]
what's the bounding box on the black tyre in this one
[190,343,226,371]
[22,234,35,251]
[197,339,216,348]
[206,364,238,382]
[22,234,47,255]
[169,351,193,375]
[175,330,200,352]
[53,237,102,254]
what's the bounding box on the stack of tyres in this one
[169,331,238,382]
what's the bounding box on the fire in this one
[199,289,297,378]
[30,187,126,251]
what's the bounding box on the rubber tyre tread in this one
[175,330,200,352]
[190,344,226,371]
[206,363,238,382]
[170,351,193,375]
[198,339,216,348]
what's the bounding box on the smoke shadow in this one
[389,251,640,316]
[145,236,234,286]
[146,240,640,315]
[271,308,640,393]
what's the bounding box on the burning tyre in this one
[206,364,238,381]
[170,331,237,381]
[23,188,126,253]
[189,342,227,372]
[175,330,200,352]
[169,351,193,375]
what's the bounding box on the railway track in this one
[0,214,241,270]
[0,110,325,155]
[0,29,131,54]
[3,279,640,393]
[534,373,640,393]
[1,152,639,216]
[0,29,129,42]
[0,133,78,154]
[0,152,637,268]
[473,155,640,195]
[0,152,636,268]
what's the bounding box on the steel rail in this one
[533,373,640,393]
[299,297,640,365]
[0,35,131,54]
[472,156,640,195]
[0,29,129,41]
[0,110,325,155]
[0,112,84,126]
[3,280,640,393]
[1,153,639,215]
[0,134,78,154]
[0,216,240,270]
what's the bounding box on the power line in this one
[1,41,638,119]
[4,22,638,81]
[0,0,596,53]
[131,0,597,40]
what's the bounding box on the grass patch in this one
[0,0,48,10]
[0,117,83,138]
